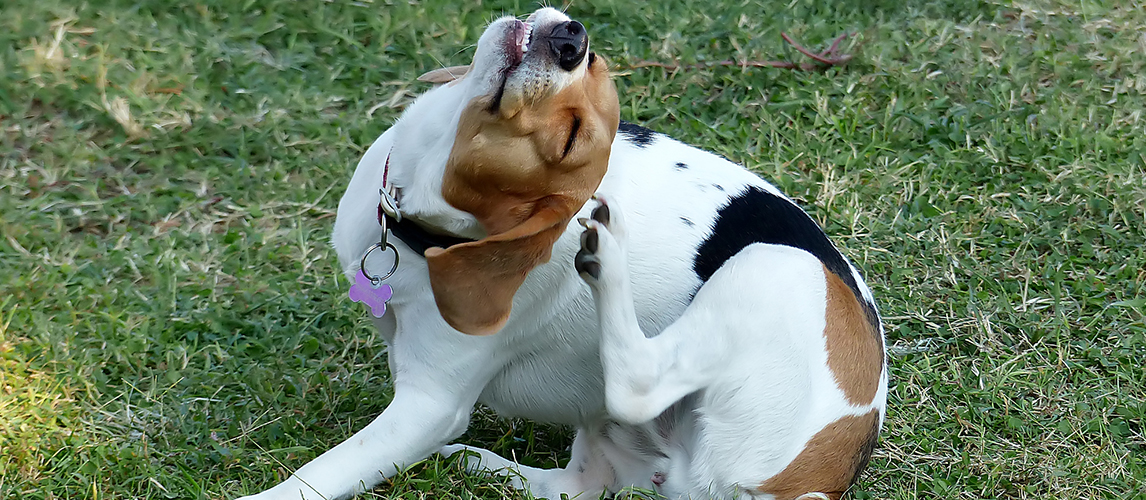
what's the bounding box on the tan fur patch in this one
[754,410,881,500]
[822,266,883,406]
[440,60,619,234]
[425,199,568,335]
[426,53,619,335]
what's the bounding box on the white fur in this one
[237,8,886,500]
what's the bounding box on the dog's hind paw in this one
[575,195,626,288]
[587,194,625,237]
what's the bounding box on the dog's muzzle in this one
[548,21,587,71]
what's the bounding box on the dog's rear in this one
[572,186,885,499]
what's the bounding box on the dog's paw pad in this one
[575,248,601,280]
[588,194,626,241]
[580,226,599,253]
[591,199,610,226]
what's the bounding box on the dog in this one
[238,7,886,500]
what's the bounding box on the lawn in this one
[1,0,1144,498]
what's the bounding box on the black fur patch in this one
[674,162,689,170]
[693,186,879,329]
[618,121,656,148]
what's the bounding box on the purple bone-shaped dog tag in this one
[348,269,393,318]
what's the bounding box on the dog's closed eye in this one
[563,115,581,158]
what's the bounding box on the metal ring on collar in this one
[360,242,400,285]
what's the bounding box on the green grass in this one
[1,0,1144,498]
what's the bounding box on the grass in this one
[1,0,1144,498]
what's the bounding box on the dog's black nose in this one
[549,21,588,71]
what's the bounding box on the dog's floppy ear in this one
[424,197,570,335]
[417,65,471,84]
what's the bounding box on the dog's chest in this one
[477,238,699,424]
[478,325,607,424]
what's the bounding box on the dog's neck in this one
[384,84,489,240]
[384,213,475,255]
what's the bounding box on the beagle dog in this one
[238,7,886,500]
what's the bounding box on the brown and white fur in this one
[238,7,886,500]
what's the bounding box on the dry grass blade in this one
[627,32,854,72]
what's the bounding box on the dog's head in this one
[416,8,619,335]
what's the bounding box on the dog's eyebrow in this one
[562,115,581,158]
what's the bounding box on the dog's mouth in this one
[488,20,533,111]
[507,20,533,71]
[485,14,589,114]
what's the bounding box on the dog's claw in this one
[577,217,590,228]
[574,250,601,280]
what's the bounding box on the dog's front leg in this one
[238,366,482,500]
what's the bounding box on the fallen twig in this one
[781,32,852,65]
[626,32,854,72]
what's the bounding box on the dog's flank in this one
[822,265,883,407]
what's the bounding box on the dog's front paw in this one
[440,444,509,475]
[440,444,481,472]
[575,196,625,288]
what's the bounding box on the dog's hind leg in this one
[575,196,731,425]
[577,196,824,429]
[440,430,613,500]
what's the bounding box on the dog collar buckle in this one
[378,148,402,222]
[379,185,401,222]
[350,149,402,318]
